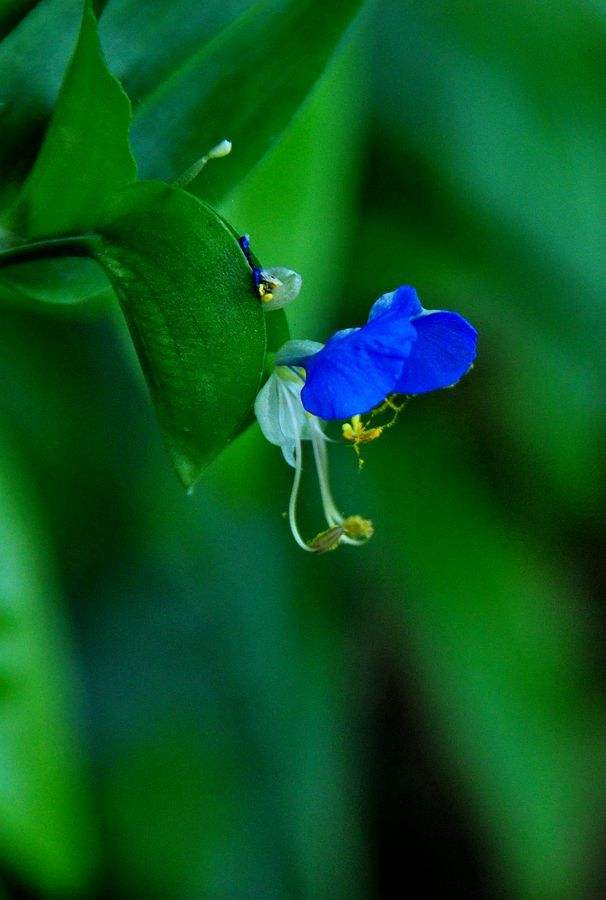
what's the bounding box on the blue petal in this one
[395,311,477,394]
[300,316,416,420]
[368,285,422,322]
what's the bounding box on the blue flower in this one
[281,286,477,420]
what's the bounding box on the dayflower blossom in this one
[280,285,477,420]
[255,341,373,552]
[254,284,477,551]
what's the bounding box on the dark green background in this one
[0,0,604,897]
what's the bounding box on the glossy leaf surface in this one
[7,0,136,239]
[92,182,266,486]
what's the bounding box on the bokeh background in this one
[0,0,605,897]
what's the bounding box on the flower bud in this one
[207,139,232,159]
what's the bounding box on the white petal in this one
[277,379,307,443]
[254,374,285,448]
[280,440,297,467]
[254,373,308,468]
[260,267,302,310]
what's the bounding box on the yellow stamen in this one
[342,414,384,468]
[258,275,281,303]
[342,414,384,444]
[342,515,374,540]
[371,394,409,425]
[307,515,373,552]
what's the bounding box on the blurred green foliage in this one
[0,0,604,898]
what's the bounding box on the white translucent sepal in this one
[254,369,325,467]
[259,267,303,310]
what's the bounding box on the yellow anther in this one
[307,515,373,553]
[342,515,374,541]
[342,414,383,468]
[258,281,275,301]
[308,516,374,553]
[258,274,281,303]
[342,414,383,443]
[362,425,384,441]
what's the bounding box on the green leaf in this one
[130,0,365,202]
[0,0,82,206]
[0,0,363,207]
[98,0,252,101]
[0,0,248,205]
[91,181,266,487]
[0,424,96,894]
[7,0,135,239]
[0,0,134,304]
[0,257,110,305]
[0,0,362,306]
